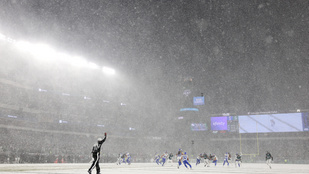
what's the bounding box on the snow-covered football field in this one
[0,162,309,174]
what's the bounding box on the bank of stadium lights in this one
[84,96,91,100]
[102,66,115,75]
[0,31,115,74]
[38,88,47,92]
[8,115,18,119]
[0,32,6,40]
[62,93,70,96]
[88,62,100,69]
[14,41,57,61]
[59,120,68,124]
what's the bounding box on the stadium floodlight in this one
[6,34,116,76]
[32,43,57,60]
[0,32,6,40]
[7,38,15,43]
[15,40,33,52]
[38,88,47,92]
[84,96,91,100]
[102,66,115,75]
[66,56,88,67]
[87,62,100,69]
[59,120,68,124]
[0,32,15,43]
[62,93,70,96]
[56,52,71,62]
[8,115,18,118]
[16,41,57,61]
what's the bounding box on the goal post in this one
[239,122,259,156]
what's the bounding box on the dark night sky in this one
[1,0,309,122]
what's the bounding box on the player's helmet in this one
[97,138,103,142]
[184,152,187,155]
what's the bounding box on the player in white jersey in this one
[223,152,231,166]
[161,151,169,166]
[176,149,183,169]
[180,152,192,169]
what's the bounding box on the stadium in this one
[0,0,309,173]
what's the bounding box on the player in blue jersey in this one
[161,151,169,166]
[196,154,202,166]
[125,153,131,165]
[180,152,192,169]
[210,154,218,166]
[154,153,161,165]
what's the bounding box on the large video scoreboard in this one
[209,112,309,134]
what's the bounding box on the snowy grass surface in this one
[0,163,309,174]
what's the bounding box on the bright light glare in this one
[7,38,15,43]
[4,33,116,75]
[15,40,33,52]
[63,56,87,67]
[87,62,100,69]
[102,66,115,75]
[0,33,6,40]
[32,43,57,60]
[58,54,99,69]
[57,53,71,62]
[0,32,15,43]
[15,41,57,61]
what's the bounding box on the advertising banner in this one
[211,117,227,130]
[191,123,207,131]
[193,96,205,105]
